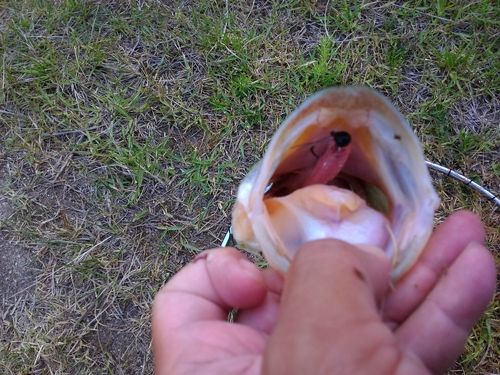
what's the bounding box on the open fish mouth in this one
[232,86,440,280]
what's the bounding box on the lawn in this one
[0,0,499,373]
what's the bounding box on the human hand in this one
[152,211,496,375]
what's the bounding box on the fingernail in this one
[356,244,389,260]
[193,250,209,263]
[238,258,263,283]
[262,268,285,294]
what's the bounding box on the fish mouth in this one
[232,86,439,280]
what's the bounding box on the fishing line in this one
[221,161,499,246]
[425,161,500,209]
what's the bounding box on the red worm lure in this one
[301,131,352,187]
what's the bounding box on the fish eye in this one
[332,131,351,147]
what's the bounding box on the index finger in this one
[383,210,486,325]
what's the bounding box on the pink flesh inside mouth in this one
[265,137,353,198]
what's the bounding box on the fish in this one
[231,86,440,280]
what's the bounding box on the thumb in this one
[263,239,414,375]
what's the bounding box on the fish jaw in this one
[232,86,440,280]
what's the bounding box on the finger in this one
[152,248,269,374]
[395,241,496,374]
[263,239,418,375]
[235,268,284,333]
[384,211,485,324]
[152,247,266,332]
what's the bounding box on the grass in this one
[0,0,499,373]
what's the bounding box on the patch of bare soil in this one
[0,165,36,301]
[0,224,34,300]
[0,163,37,365]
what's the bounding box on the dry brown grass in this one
[0,1,499,374]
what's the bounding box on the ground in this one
[0,165,34,300]
[0,1,499,374]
